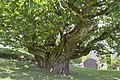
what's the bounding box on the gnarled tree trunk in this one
[26,25,91,75]
[26,2,92,74]
[26,41,74,75]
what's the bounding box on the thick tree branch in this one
[89,2,114,18]
[65,21,90,44]
[90,8,109,18]
[65,2,87,24]
[27,43,48,58]
[88,32,109,46]
[88,22,119,46]
[69,47,90,60]
[91,0,106,7]
[67,22,81,35]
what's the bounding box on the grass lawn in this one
[0,58,120,80]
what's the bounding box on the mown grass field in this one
[0,58,120,80]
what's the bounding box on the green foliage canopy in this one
[0,0,120,55]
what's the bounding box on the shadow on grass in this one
[70,66,120,80]
[0,58,120,80]
[0,58,77,80]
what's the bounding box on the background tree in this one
[0,0,120,75]
[110,57,120,69]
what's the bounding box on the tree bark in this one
[26,41,73,74]
[26,23,91,75]
[26,10,91,74]
[26,38,91,75]
[53,60,70,75]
